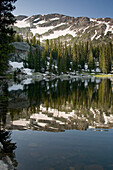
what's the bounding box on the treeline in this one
[22,37,113,74]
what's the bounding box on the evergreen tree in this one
[28,45,34,69]
[64,42,70,71]
[36,47,42,72]
[32,36,37,45]
[79,43,85,69]
[72,43,78,71]
[14,34,23,42]
[88,49,95,72]
[42,48,47,72]
[68,45,72,71]
[0,0,17,75]
[49,51,53,72]
[45,39,49,56]
[84,41,89,62]
[99,44,112,74]
[62,47,66,73]
[34,52,38,72]
[57,41,62,74]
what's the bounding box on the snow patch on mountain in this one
[83,26,89,33]
[34,18,40,22]
[90,18,96,22]
[31,25,54,35]
[104,24,113,35]
[91,30,97,40]
[31,23,66,37]
[96,35,101,40]
[50,17,60,21]
[15,18,30,28]
[40,27,76,41]
[37,20,48,24]
[104,24,110,35]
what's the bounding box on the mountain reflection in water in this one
[1,77,113,170]
[0,78,113,132]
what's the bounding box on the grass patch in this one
[94,74,113,77]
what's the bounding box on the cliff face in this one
[14,13,113,43]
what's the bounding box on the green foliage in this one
[99,43,112,73]
[35,47,42,72]
[27,45,34,69]
[0,0,17,75]
[88,49,95,72]
[13,34,23,42]
[22,37,113,74]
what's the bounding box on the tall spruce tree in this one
[88,49,95,72]
[28,45,34,69]
[0,0,17,75]
[35,47,42,72]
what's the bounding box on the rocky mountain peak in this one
[14,13,113,43]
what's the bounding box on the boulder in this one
[10,42,30,62]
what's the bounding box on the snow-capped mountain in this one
[14,13,113,43]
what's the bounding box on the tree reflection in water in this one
[0,78,113,170]
[0,131,18,169]
[0,78,112,132]
[0,80,17,169]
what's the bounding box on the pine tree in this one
[88,49,95,72]
[42,48,47,72]
[62,47,66,73]
[34,52,38,72]
[0,0,17,75]
[57,41,61,74]
[84,41,89,62]
[99,44,106,73]
[79,43,85,69]
[28,45,34,69]
[36,47,42,72]
[45,39,49,56]
[68,45,72,71]
[14,34,23,42]
[64,42,70,71]
[72,43,78,71]
[49,51,53,72]
[32,36,37,45]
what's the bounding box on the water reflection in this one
[0,81,17,169]
[0,131,17,169]
[0,78,113,132]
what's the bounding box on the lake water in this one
[0,77,113,170]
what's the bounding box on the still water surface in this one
[0,77,113,170]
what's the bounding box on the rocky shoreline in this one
[0,142,15,170]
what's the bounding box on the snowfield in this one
[9,61,33,76]
[9,61,23,69]
[15,18,30,28]
[31,23,66,36]
[40,27,77,41]
[14,15,113,41]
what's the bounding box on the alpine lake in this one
[0,76,113,170]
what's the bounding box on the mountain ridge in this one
[14,13,113,43]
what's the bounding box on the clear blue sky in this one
[13,0,113,18]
